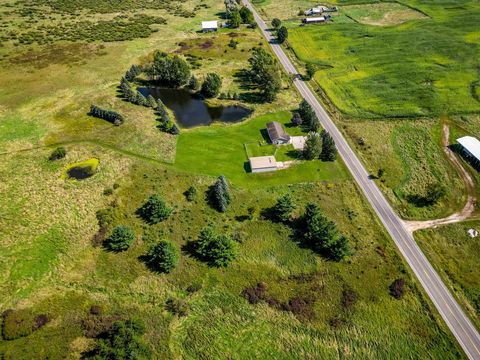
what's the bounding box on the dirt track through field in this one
[404,123,476,232]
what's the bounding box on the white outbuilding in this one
[457,136,480,167]
[249,156,278,173]
[202,21,218,32]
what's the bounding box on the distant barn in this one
[457,136,480,168]
[202,21,218,32]
[302,16,328,24]
[266,121,290,145]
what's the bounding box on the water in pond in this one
[139,87,252,128]
[67,166,95,180]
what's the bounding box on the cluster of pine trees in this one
[303,130,338,161]
[156,99,180,135]
[298,100,319,131]
[89,105,124,126]
[120,77,155,107]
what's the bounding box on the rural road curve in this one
[243,1,480,358]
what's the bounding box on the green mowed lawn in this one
[416,221,480,329]
[174,111,348,187]
[287,2,480,118]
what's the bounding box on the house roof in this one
[304,16,326,22]
[266,121,290,142]
[458,136,480,161]
[249,156,277,169]
[202,21,218,29]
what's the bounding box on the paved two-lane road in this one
[243,1,480,358]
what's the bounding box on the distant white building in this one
[303,16,328,24]
[305,7,324,16]
[202,21,218,32]
[249,156,278,173]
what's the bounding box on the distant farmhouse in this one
[457,136,480,168]
[305,5,337,15]
[202,21,218,32]
[250,156,278,173]
[267,121,290,145]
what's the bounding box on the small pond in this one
[139,87,252,128]
[64,158,99,180]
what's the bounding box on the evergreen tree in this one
[106,225,135,251]
[210,175,231,212]
[272,194,295,222]
[194,226,238,267]
[320,130,337,162]
[125,64,142,81]
[147,95,157,108]
[157,99,167,117]
[303,132,322,160]
[298,100,319,131]
[277,26,288,44]
[306,63,316,80]
[147,240,178,273]
[137,194,172,224]
[169,124,180,135]
[328,235,350,261]
[136,91,149,107]
[201,73,222,98]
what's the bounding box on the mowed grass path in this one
[174,112,348,187]
[288,2,480,118]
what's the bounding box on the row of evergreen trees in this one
[156,99,180,135]
[89,105,125,126]
[303,130,338,161]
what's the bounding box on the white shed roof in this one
[304,16,326,22]
[457,136,480,161]
[202,21,218,29]
[249,156,277,170]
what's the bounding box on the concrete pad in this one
[291,136,306,150]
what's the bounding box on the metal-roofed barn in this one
[202,21,218,32]
[249,156,278,173]
[457,136,480,168]
[266,121,290,145]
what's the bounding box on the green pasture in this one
[416,221,480,329]
[286,1,480,118]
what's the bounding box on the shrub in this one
[390,278,406,299]
[105,225,135,251]
[165,298,189,316]
[185,186,197,201]
[188,75,199,91]
[194,226,238,267]
[49,147,66,161]
[137,194,172,224]
[85,320,151,359]
[201,73,222,98]
[271,18,281,29]
[147,240,178,273]
[291,112,302,126]
[96,207,115,228]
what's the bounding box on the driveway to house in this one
[243,1,480,358]
[290,136,306,150]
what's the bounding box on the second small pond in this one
[139,87,252,128]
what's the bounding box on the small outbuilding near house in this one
[302,16,329,24]
[249,156,278,173]
[457,136,480,168]
[202,21,218,32]
[267,121,290,145]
